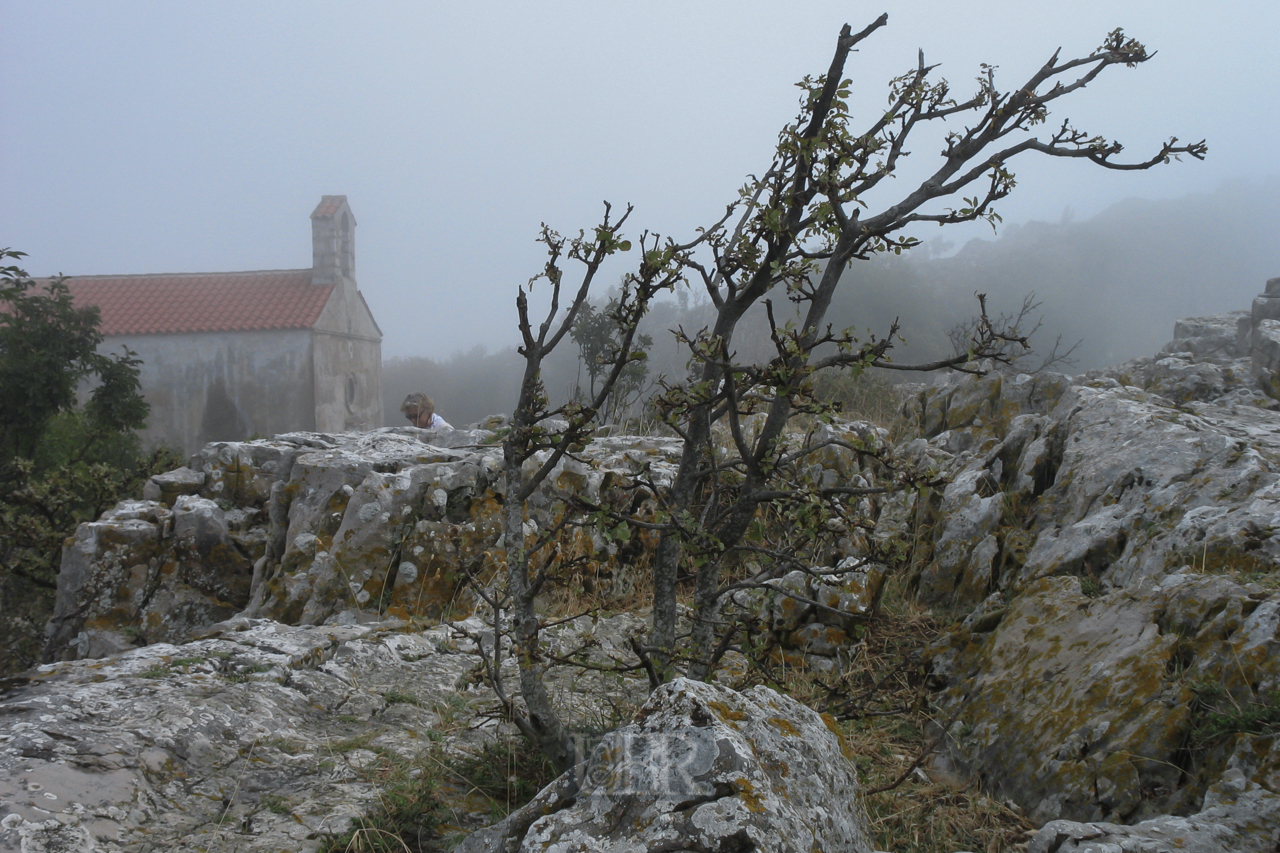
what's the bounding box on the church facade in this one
[64,196,383,455]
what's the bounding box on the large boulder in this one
[933,573,1279,825]
[456,677,874,853]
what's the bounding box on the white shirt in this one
[425,413,452,430]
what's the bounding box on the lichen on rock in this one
[454,678,873,853]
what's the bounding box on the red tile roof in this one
[58,270,335,336]
[311,196,348,219]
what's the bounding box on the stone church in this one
[64,196,383,455]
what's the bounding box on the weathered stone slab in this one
[4,620,475,853]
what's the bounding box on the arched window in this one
[345,373,358,414]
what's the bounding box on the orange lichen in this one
[767,717,800,737]
[707,700,748,723]
[734,777,766,813]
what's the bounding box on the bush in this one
[0,249,176,676]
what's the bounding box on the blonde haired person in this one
[400,393,453,430]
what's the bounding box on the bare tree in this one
[948,292,1082,375]
[477,15,1204,768]
[489,204,696,769]
[642,17,1205,677]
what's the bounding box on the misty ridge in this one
[384,176,1280,428]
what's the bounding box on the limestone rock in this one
[141,466,205,505]
[1026,730,1280,852]
[751,560,885,656]
[1253,319,1280,398]
[904,369,1072,440]
[3,619,478,853]
[1095,353,1267,406]
[905,347,1280,610]
[1159,311,1247,361]
[455,678,873,853]
[6,609,665,853]
[43,426,686,662]
[936,576,1190,823]
[920,468,1004,606]
[1016,383,1280,591]
[933,567,1280,828]
[900,300,1280,840]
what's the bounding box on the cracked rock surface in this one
[900,310,1280,847]
[1,618,477,853]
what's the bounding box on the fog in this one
[3,1,1278,366]
[378,175,1280,427]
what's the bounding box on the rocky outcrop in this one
[19,287,1280,851]
[935,574,1279,825]
[455,678,873,853]
[43,426,684,664]
[896,302,1280,847]
[2,610,659,853]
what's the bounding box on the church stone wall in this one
[312,331,383,433]
[107,329,315,456]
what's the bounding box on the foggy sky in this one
[3,1,1276,359]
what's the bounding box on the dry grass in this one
[864,786,1033,853]
[531,520,659,619]
[810,370,913,433]
[735,572,1035,853]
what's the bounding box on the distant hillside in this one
[827,176,1280,371]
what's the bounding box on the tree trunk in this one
[502,431,572,770]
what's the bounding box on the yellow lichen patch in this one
[734,777,766,813]
[767,648,808,670]
[767,716,800,737]
[820,713,857,761]
[707,700,748,723]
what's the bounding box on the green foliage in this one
[320,751,443,853]
[1189,682,1280,748]
[0,249,148,461]
[0,248,173,677]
